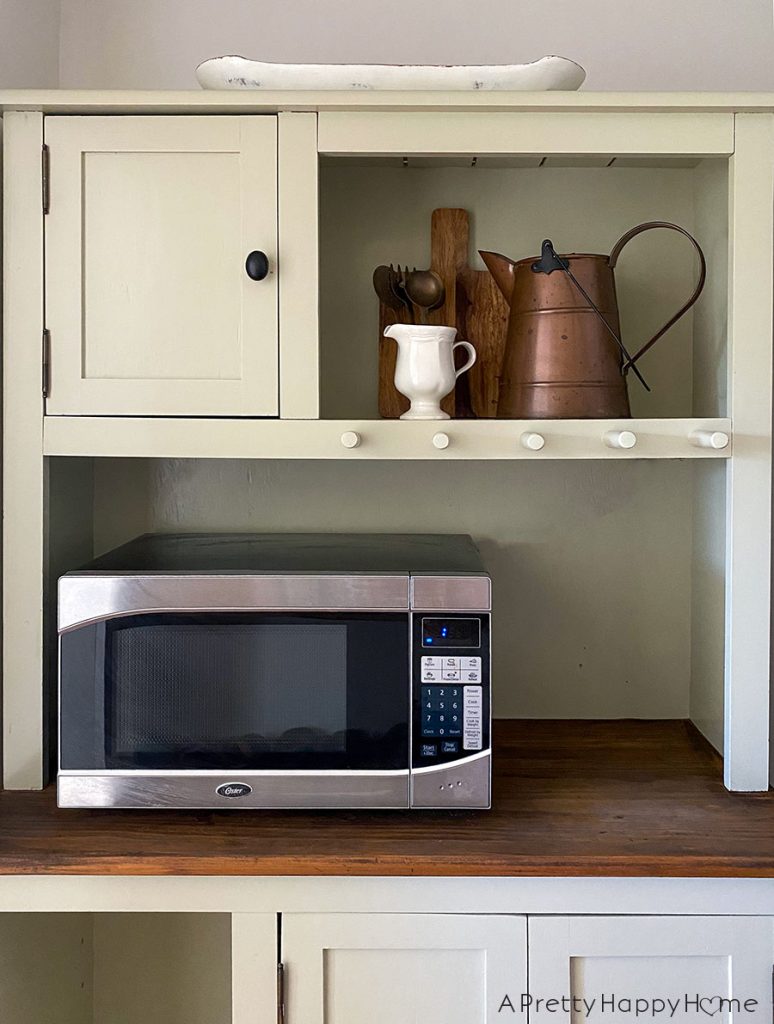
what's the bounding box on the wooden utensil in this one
[373,265,403,312]
[405,269,445,316]
[378,209,509,418]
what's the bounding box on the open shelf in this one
[47,456,725,745]
[0,722,771,877]
[43,416,732,460]
[0,912,232,1023]
[318,156,728,423]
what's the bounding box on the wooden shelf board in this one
[42,417,732,460]
[0,721,771,877]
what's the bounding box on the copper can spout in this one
[478,251,517,305]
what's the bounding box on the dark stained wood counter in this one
[0,721,772,877]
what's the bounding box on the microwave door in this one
[59,612,411,808]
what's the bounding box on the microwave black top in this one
[71,532,487,576]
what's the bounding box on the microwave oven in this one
[58,533,491,810]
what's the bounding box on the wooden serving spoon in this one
[372,264,403,312]
[404,268,446,323]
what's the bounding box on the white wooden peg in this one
[520,432,545,451]
[340,431,361,449]
[690,429,729,450]
[432,432,450,450]
[604,429,637,450]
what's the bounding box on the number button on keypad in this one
[421,685,463,736]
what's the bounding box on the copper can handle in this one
[609,220,707,373]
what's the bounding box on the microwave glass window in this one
[60,612,409,771]
[110,623,348,757]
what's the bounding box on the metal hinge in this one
[42,328,50,398]
[42,144,50,214]
[277,962,285,1024]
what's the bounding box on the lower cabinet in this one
[0,910,770,1024]
[528,917,774,1024]
[281,913,526,1024]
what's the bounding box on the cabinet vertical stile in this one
[722,114,774,790]
[231,913,278,1024]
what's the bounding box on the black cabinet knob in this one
[245,250,270,281]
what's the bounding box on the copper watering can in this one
[480,221,706,419]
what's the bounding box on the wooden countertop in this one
[0,720,772,877]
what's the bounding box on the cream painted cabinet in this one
[281,913,527,1024]
[529,917,774,1024]
[0,908,771,1022]
[44,115,279,416]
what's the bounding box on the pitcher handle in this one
[453,340,477,378]
[609,221,707,373]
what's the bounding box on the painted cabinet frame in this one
[3,101,773,793]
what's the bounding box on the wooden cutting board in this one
[378,208,509,418]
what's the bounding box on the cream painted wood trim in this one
[4,91,774,114]
[318,112,734,157]
[724,114,774,791]
[231,914,278,1024]
[2,112,45,790]
[0,877,773,915]
[43,416,732,460]
[279,112,319,417]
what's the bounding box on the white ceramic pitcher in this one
[384,324,477,420]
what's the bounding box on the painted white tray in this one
[196,55,586,92]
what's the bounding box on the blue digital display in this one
[421,617,481,648]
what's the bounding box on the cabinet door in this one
[282,912,526,1024]
[529,917,773,1024]
[45,115,278,416]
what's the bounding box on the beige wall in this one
[38,0,774,92]
[89,455,694,722]
[2,0,772,91]
[0,0,59,87]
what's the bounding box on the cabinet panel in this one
[282,912,526,1024]
[92,913,233,1024]
[45,115,278,416]
[529,917,773,1024]
[0,913,92,1024]
[318,112,734,157]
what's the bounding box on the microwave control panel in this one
[411,612,490,768]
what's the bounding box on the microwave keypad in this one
[421,677,483,750]
[413,613,489,767]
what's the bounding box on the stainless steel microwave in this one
[57,533,491,810]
